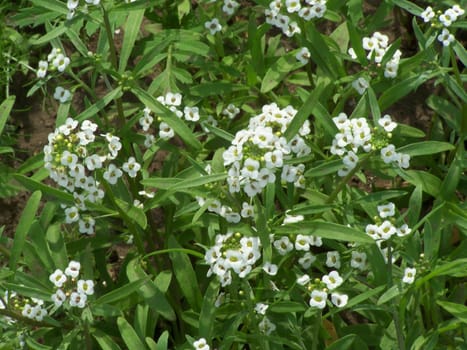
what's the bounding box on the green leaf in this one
[119,9,145,73]
[132,87,201,150]
[377,285,401,305]
[199,280,220,339]
[0,96,15,136]
[437,301,467,324]
[397,141,455,156]
[260,53,303,93]
[190,82,248,97]
[95,278,149,305]
[426,95,461,132]
[118,317,148,350]
[10,191,42,271]
[391,0,423,16]
[168,235,202,310]
[284,79,328,141]
[30,0,68,15]
[355,190,407,203]
[269,301,307,313]
[453,41,467,68]
[305,159,342,177]
[31,24,67,45]
[274,221,374,244]
[396,170,441,197]
[154,331,169,350]
[346,285,386,309]
[92,329,123,350]
[115,198,147,229]
[3,282,51,302]
[416,259,467,287]
[168,173,227,191]
[378,74,433,110]
[325,334,356,350]
[75,87,123,122]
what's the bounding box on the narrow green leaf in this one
[325,334,356,350]
[274,221,374,244]
[367,86,381,122]
[92,329,123,350]
[132,87,201,150]
[190,82,248,97]
[355,190,407,203]
[453,41,467,68]
[115,198,147,229]
[397,141,455,156]
[269,301,307,313]
[169,173,227,190]
[31,25,67,45]
[346,285,386,309]
[378,74,432,110]
[155,331,169,350]
[396,170,441,197]
[10,191,42,271]
[284,80,328,141]
[95,278,149,305]
[260,53,303,93]
[426,95,460,132]
[119,9,145,73]
[391,0,423,16]
[30,0,68,15]
[437,301,467,324]
[199,280,220,339]
[416,259,467,287]
[377,285,401,305]
[202,122,234,142]
[75,87,123,122]
[117,317,148,350]
[3,283,51,302]
[0,96,15,135]
[168,235,202,310]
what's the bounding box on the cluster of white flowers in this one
[265,0,327,37]
[330,112,410,177]
[349,31,402,80]
[66,0,101,20]
[419,5,464,47]
[21,298,48,322]
[205,232,262,287]
[44,118,141,234]
[196,196,254,224]
[36,48,71,79]
[298,269,348,309]
[49,261,95,309]
[365,202,412,246]
[223,103,310,197]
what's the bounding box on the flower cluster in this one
[349,31,402,81]
[330,113,410,177]
[223,103,311,197]
[365,202,412,262]
[420,5,465,46]
[44,118,140,234]
[36,48,71,79]
[265,0,328,37]
[21,298,48,322]
[297,269,348,309]
[49,261,95,309]
[205,232,262,287]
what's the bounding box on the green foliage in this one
[0,0,466,349]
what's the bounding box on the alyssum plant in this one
[0,0,466,349]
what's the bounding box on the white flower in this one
[378,202,396,218]
[103,164,123,185]
[326,251,341,269]
[254,303,269,315]
[396,224,412,237]
[295,234,311,251]
[437,28,455,47]
[309,290,327,309]
[299,252,316,269]
[352,77,369,95]
[310,3,326,18]
[377,220,396,240]
[439,9,458,27]
[184,106,200,122]
[451,5,465,17]
[65,206,80,224]
[52,53,70,72]
[222,0,239,16]
[297,274,311,286]
[283,21,301,37]
[348,47,357,59]
[51,289,66,307]
[286,0,301,13]
[395,152,410,169]
[322,270,343,290]
[262,262,278,276]
[77,279,94,295]
[78,217,95,235]
[67,0,79,10]
[283,211,304,224]
[378,114,397,132]
[402,267,416,284]
[273,236,294,255]
[49,269,67,288]
[65,260,81,278]
[420,6,435,22]
[69,292,87,308]
[240,202,254,218]
[350,251,367,270]
[205,18,222,35]
[381,144,397,163]
[122,157,141,178]
[165,92,182,106]
[159,122,174,139]
[193,338,210,350]
[296,47,311,64]
[37,60,48,78]
[331,292,348,308]
[258,317,276,335]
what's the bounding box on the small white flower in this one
[352,77,369,95]
[378,114,397,132]
[273,236,294,255]
[122,157,141,178]
[67,0,79,10]
[396,224,412,237]
[309,290,327,309]
[258,316,276,335]
[49,269,67,288]
[381,144,397,164]
[69,292,87,308]
[262,262,278,276]
[299,252,316,269]
[451,5,465,17]
[331,292,348,308]
[184,106,200,122]
[297,274,311,286]
[205,18,222,35]
[65,260,81,278]
[165,92,182,106]
[52,53,70,72]
[254,303,269,315]
[402,267,416,284]
[377,202,396,218]
[439,9,457,27]
[296,47,311,64]
[283,211,304,224]
[51,289,66,307]
[159,122,174,139]
[193,338,210,350]
[326,251,341,269]
[420,6,435,23]
[103,164,123,185]
[322,270,343,290]
[377,220,396,240]
[437,28,455,47]
[295,234,311,251]
[78,217,95,235]
[77,279,94,295]
[37,60,48,78]
[65,206,80,224]
[350,251,367,270]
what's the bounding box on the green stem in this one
[101,4,126,129]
